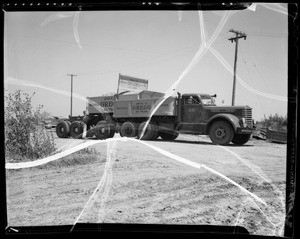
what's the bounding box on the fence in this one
[266,129,287,144]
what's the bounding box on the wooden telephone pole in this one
[67,74,77,117]
[228,29,247,106]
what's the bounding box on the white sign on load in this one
[117,74,148,94]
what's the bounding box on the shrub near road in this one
[5,90,56,162]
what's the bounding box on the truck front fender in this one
[205,114,241,134]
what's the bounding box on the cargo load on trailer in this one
[114,91,176,118]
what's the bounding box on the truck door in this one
[180,95,205,133]
[182,95,204,123]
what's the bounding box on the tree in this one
[5,90,56,161]
[260,113,287,131]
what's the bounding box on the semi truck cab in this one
[178,93,253,144]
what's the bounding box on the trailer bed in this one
[113,91,177,118]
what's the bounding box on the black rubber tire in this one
[86,128,95,138]
[66,121,71,137]
[231,134,251,145]
[108,124,116,138]
[120,122,138,137]
[209,121,234,145]
[151,122,159,140]
[56,121,70,138]
[70,121,84,139]
[138,121,158,140]
[95,121,110,140]
[159,131,179,141]
[152,132,160,140]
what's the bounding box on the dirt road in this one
[6,133,287,236]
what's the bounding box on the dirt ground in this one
[6,133,287,236]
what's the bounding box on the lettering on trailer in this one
[132,102,152,114]
[88,96,114,113]
[99,100,113,112]
[100,101,113,108]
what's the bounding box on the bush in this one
[259,113,287,131]
[5,90,56,162]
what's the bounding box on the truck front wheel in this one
[209,121,234,145]
[56,121,70,138]
[231,134,251,145]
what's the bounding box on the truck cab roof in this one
[182,93,213,98]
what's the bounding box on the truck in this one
[56,88,254,145]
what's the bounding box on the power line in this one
[247,31,287,38]
[74,43,199,76]
[239,45,264,111]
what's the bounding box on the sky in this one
[4,3,288,121]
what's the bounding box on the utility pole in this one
[67,74,77,117]
[228,29,247,106]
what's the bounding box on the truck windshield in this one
[201,96,216,106]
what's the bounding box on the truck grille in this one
[242,107,253,128]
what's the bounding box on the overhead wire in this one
[74,43,199,76]
[41,74,68,88]
[161,12,239,48]
[247,32,287,38]
[6,32,171,55]
[7,32,199,79]
[239,45,264,118]
[162,11,224,32]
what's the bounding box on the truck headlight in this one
[241,117,246,127]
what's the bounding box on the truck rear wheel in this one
[231,134,251,145]
[209,120,234,145]
[151,122,159,140]
[95,121,110,140]
[86,128,95,138]
[120,121,138,137]
[159,131,179,141]
[108,124,115,138]
[56,121,70,138]
[70,121,84,139]
[138,121,158,140]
